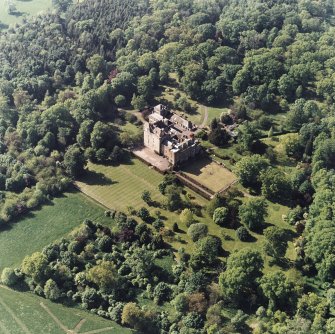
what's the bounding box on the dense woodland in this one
[1,0,335,333]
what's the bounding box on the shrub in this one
[236,226,251,241]
[1,267,19,286]
[173,293,188,313]
[44,279,61,301]
[180,208,194,227]
[121,302,145,329]
[115,95,126,107]
[183,312,204,329]
[153,282,172,304]
[137,207,150,222]
[213,207,229,226]
[187,223,208,242]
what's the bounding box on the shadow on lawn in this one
[180,157,213,177]
[83,170,117,186]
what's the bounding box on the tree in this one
[21,252,48,284]
[190,236,221,270]
[1,268,18,286]
[239,198,268,231]
[297,293,329,322]
[44,279,61,301]
[137,207,150,222]
[263,226,288,259]
[238,122,261,151]
[260,271,298,311]
[131,94,146,110]
[318,254,335,283]
[234,155,270,188]
[219,249,263,306]
[77,120,94,149]
[260,167,291,202]
[153,282,171,304]
[181,63,206,99]
[63,145,86,178]
[137,75,153,100]
[208,127,230,147]
[173,293,188,313]
[90,121,118,150]
[86,54,106,76]
[213,207,229,226]
[114,95,126,107]
[207,195,225,216]
[231,310,248,332]
[236,226,251,241]
[187,223,208,242]
[187,292,208,314]
[180,208,194,227]
[86,261,119,292]
[141,190,152,205]
[121,303,145,330]
[53,0,73,12]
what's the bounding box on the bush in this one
[187,223,208,242]
[153,282,172,304]
[44,279,61,301]
[109,302,124,323]
[180,208,194,227]
[153,219,164,231]
[236,226,251,241]
[1,267,19,286]
[173,293,188,313]
[115,95,126,107]
[213,207,229,226]
[183,312,204,329]
[137,207,150,222]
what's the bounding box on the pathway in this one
[0,293,32,334]
[199,106,208,128]
[0,285,115,334]
[40,302,114,334]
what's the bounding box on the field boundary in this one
[73,183,111,211]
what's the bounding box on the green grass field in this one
[206,106,230,124]
[0,190,111,271]
[76,159,166,212]
[75,157,294,270]
[181,158,237,193]
[0,286,131,334]
[76,158,213,250]
[0,0,52,29]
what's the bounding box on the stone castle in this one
[143,104,201,166]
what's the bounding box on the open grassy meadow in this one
[0,286,131,334]
[0,0,52,29]
[181,158,237,193]
[0,190,111,271]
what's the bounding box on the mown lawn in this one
[75,157,295,272]
[0,287,131,334]
[0,0,52,29]
[0,190,111,271]
[181,158,237,192]
[76,158,166,211]
[206,106,230,124]
[76,157,212,250]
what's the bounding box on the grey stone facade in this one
[143,104,200,166]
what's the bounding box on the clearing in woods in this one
[0,286,131,334]
[0,0,52,29]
